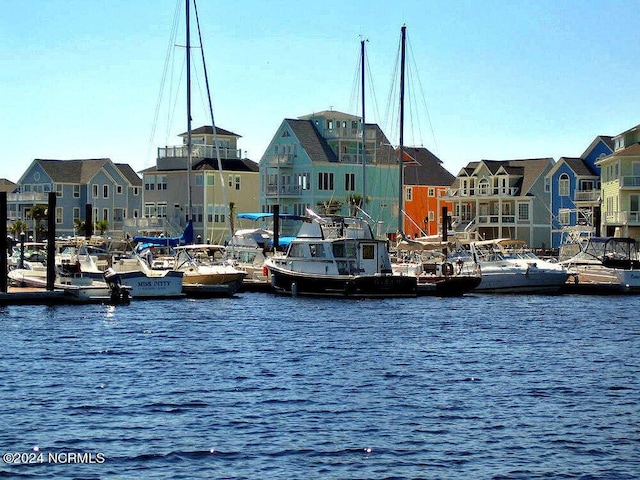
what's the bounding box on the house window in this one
[630,195,640,218]
[55,184,63,197]
[103,185,109,199]
[102,208,109,220]
[428,210,435,221]
[544,177,551,193]
[228,175,233,188]
[478,178,489,195]
[116,185,123,194]
[144,203,155,217]
[428,187,435,197]
[559,174,570,196]
[144,176,155,191]
[518,202,530,221]
[73,207,80,221]
[92,184,98,198]
[133,187,140,195]
[405,187,413,202]
[318,172,334,191]
[235,176,241,191]
[157,175,167,190]
[345,173,355,191]
[558,209,571,225]
[156,203,167,218]
[195,174,203,186]
[73,185,80,198]
[55,207,63,224]
[206,174,215,186]
[114,208,124,221]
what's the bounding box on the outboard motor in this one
[103,268,131,304]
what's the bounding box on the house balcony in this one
[445,187,520,198]
[265,154,296,167]
[157,145,241,160]
[7,192,48,203]
[574,190,600,202]
[324,127,361,140]
[620,176,640,188]
[265,184,302,197]
[604,211,640,226]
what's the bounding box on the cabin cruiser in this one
[559,236,640,294]
[460,238,569,294]
[265,212,417,297]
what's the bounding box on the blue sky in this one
[2,0,639,183]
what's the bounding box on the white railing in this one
[620,176,640,187]
[574,190,599,201]
[7,192,48,202]
[265,184,302,196]
[158,145,241,160]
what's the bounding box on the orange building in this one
[401,147,455,238]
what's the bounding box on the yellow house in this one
[597,124,640,240]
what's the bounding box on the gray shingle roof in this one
[286,119,338,163]
[180,125,241,138]
[402,147,455,186]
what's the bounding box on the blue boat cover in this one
[132,221,194,247]
[237,213,306,221]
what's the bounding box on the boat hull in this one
[562,265,640,294]
[416,275,482,297]
[475,269,569,294]
[267,264,417,298]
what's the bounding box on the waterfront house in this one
[597,124,640,240]
[401,147,455,238]
[9,158,142,239]
[443,158,556,248]
[140,126,260,243]
[545,135,613,247]
[260,110,400,237]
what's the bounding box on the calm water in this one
[0,293,638,479]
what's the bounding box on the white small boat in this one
[172,245,247,297]
[559,236,640,294]
[81,253,184,299]
[8,267,131,304]
[466,238,569,293]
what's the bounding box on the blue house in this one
[8,158,142,239]
[546,136,613,247]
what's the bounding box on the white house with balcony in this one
[140,125,260,242]
[597,123,640,240]
[443,158,555,248]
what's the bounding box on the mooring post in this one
[46,192,56,291]
[0,191,7,293]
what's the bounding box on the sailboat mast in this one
[186,0,193,222]
[398,25,406,235]
[361,39,366,207]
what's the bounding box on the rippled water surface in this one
[0,293,639,479]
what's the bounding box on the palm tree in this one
[95,220,109,236]
[9,219,29,239]
[28,204,48,242]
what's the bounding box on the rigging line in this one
[146,0,182,166]
[348,43,362,114]
[193,0,231,235]
[407,33,439,156]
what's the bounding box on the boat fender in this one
[442,262,454,276]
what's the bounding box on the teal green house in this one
[260,110,401,238]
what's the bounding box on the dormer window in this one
[559,174,570,196]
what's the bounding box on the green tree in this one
[9,219,29,239]
[74,219,86,236]
[28,204,48,242]
[95,219,109,235]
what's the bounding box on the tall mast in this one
[398,25,406,235]
[361,39,366,207]
[186,0,193,222]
